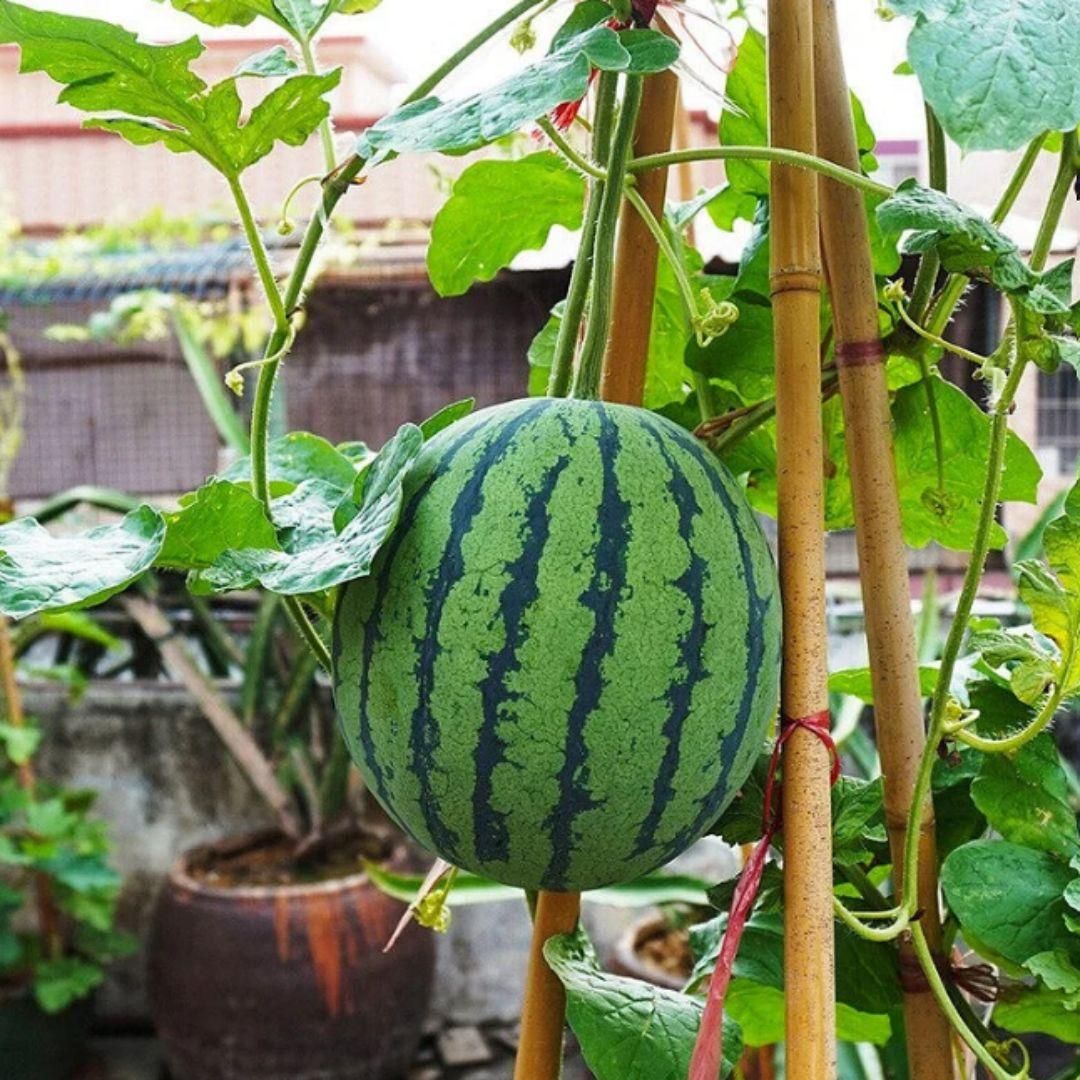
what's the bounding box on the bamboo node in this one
[769,268,823,296]
[835,339,885,368]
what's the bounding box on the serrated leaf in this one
[235,44,299,78]
[358,25,677,159]
[195,423,422,595]
[545,928,743,1080]
[0,507,165,619]
[157,479,279,572]
[888,0,1080,152]
[0,2,339,176]
[223,430,358,494]
[427,153,585,297]
[890,376,1041,550]
[1016,509,1080,696]
[877,181,1074,314]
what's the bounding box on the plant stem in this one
[228,175,289,334]
[298,35,337,175]
[910,924,1027,1080]
[547,74,618,398]
[537,117,605,180]
[924,132,1049,341]
[572,75,645,400]
[628,146,892,199]
[1029,130,1077,272]
[952,663,1068,753]
[907,105,948,490]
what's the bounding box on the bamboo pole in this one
[811,4,957,1076]
[767,4,836,1077]
[513,890,581,1079]
[599,65,679,404]
[514,60,678,1080]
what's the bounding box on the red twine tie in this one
[688,710,838,1080]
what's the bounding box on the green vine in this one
[571,74,644,400]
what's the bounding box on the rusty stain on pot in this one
[304,891,355,1018]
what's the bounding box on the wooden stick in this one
[598,65,679,405]
[767,4,836,1077]
[811,4,957,1076]
[513,890,581,1080]
[123,595,303,840]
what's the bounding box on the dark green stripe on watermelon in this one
[544,403,630,889]
[333,398,781,892]
[409,402,554,860]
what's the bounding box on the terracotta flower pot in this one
[608,914,690,991]
[0,990,93,1080]
[148,833,435,1080]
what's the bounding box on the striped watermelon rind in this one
[333,397,780,892]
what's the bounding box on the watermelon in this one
[333,397,780,892]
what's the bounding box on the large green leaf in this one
[719,29,768,197]
[222,431,358,495]
[994,985,1080,1043]
[155,0,352,38]
[153,0,279,29]
[545,929,743,1080]
[886,0,1080,152]
[941,840,1079,968]
[157,480,279,572]
[427,153,585,297]
[357,25,679,159]
[194,423,422,595]
[972,732,1080,860]
[877,181,1075,315]
[889,376,1041,550]
[0,507,164,619]
[0,2,340,177]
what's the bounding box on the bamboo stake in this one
[811,4,957,1076]
[122,595,303,840]
[514,61,678,1080]
[767,4,836,1077]
[599,65,679,403]
[513,890,581,1080]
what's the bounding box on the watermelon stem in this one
[570,74,645,401]
[546,76,618,398]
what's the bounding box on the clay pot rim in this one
[167,827,404,901]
